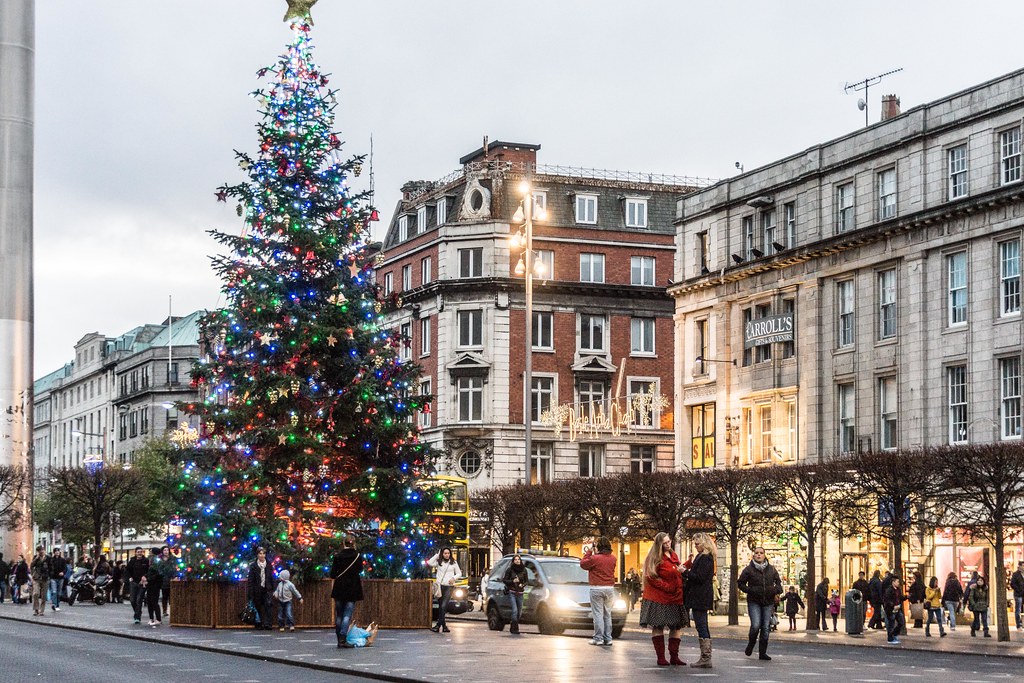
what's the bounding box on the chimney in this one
[880,94,901,121]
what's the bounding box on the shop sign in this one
[684,517,716,531]
[744,313,794,348]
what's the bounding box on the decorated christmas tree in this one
[172,2,439,581]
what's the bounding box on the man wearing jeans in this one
[125,547,150,624]
[1010,561,1024,631]
[580,537,617,646]
[49,549,67,611]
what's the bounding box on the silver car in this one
[484,555,627,638]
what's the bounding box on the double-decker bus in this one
[420,475,471,613]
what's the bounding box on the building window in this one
[947,252,967,325]
[758,404,773,463]
[169,363,179,384]
[630,317,655,355]
[743,216,756,259]
[416,206,427,234]
[400,322,412,360]
[457,310,482,347]
[784,202,796,249]
[625,198,647,228]
[754,303,772,363]
[1000,240,1020,316]
[436,197,447,226]
[119,414,128,441]
[579,253,605,283]
[878,269,897,340]
[698,231,710,272]
[1000,356,1022,439]
[690,403,715,469]
[784,400,797,461]
[695,319,709,375]
[383,272,393,295]
[401,264,412,291]
[838,383,855,454]
[630,445,655,473]
[533,311,553,350]
[420,317,431,355]
[532,191,547,214]
[1001,127,1021,185]
[948,365,967,444]
[535,250,554,279]
[838,280,855,348]
[531,376,554,423]
[578,380,606,420]
[629,379,660,427]
[418,379,431,428]
[129,411,138,438]
[398,215,408,242]
[580,314,606,353]
[762,211,777,254]
[578,444,604,477]
[742,308,753,367]
[421,256,432,285]
[458,450,481,476]
[879,377,898,450]
[631,256,655,286]
[948,145,968,199]
[877,168,897,220]
[575,194,597,224]
[140,408,149,435]
[836,182,855,233]
[531,443,552,484]
[456,376,483,422]
[458,247,483,278]
[781,299,795,359]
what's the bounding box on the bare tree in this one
[472,485,527,555]
[0,465,29,531]
[569,474,633,539]
[517,481,583,552]
[629,470,702,545]
[932,443,1024,642]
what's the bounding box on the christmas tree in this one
[172,4,438,582]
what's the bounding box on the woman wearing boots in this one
[502,554,528,635]
[682,532,716,668]
[638,533,686,666]
[737,547,783,661]
[427,547,462,633]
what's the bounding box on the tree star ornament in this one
[278,434,288,446]
[284,0,318,24]
[326,334,337,347]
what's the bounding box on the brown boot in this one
[691,638,712,668]
[651,634,669,666]
[668,637,686,666]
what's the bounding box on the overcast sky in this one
[33,0,1024,374]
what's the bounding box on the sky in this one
[32,0,1024,374]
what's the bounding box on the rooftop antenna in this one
[844,68,903,127]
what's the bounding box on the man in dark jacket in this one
[29,546,51,616]
[866,570,883,629]
[736,547,782,660]
[1011,561,1024,630]
[852,571,870,625]
[247,547,276,630]
[49,549,68,611]
[883,577,906,644]
[814,577,830,630]
[126,546,150,624]
[330,535,363,648]
[907,571,926,628]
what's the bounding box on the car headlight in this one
[453,588,465,600]
[613,598,627,610]
[555,596,580,609]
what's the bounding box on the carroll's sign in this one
[744,313,794,348]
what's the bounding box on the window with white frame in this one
[629,379,660,427]
[781,299,795,359]
[631,256,655,286]
[836,182,855,233]
[531,376,554,423]
[757,404,773,463]
[837,280,855,348]
[458,247,483,278]
[1001,128,1021,185]
[530,443,552,484]
[579,314,606,352]
[398,215,408,241]
[947,252,967,325]
[383,272,393,295]
[401,264,412,291]
[630,445,655,473]
[838,383,855,454]
[578,380,606,420]
[421,256,432,285]
[532,191,547,214]
[456,376,483,422]
[762,210,777,253]
[948,145,968,199]
[743,216,756,259]
[578,443,604,477]
[579,253,605,283]
[533,311,553,350]
[436,197,447,226]
[625,198,648,228]
[630,317,655,355]
[419,379,432,428]
[948,365,967,444]
[575,194,597,224]
[1000,356,1021,439]
[420,317,431,355]
[742,308,753,367]
[754,302,772,363]
[784,202,796,248]
[535,250,554,279]
[1000,240,1020,316]
[784,399,797,461]
[879,377,898,450]
[400,322,412,360]
[457,310,482,347]
[416,206,427,234]
[878,269,897,339]
[695,319,709,375]
[877,168,897,220]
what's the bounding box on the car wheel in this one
[537,605,564,635]
[487,603,506,632]
[611,624,624,639]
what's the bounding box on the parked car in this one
[484,554,627,638]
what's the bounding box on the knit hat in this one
[279,569,290,582]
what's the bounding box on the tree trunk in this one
[804,528,818,630]
[994,529,1010,642]
[728,535,739,626]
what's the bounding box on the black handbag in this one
[240,600,258,626]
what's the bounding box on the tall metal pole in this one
[0,0,35,560]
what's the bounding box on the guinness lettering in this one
[744,313,794,349]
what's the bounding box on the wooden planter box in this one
[169,578,431,629]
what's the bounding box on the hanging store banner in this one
[744,313,794,348]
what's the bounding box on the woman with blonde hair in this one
[682,532,716,668]
[639,532,686,666]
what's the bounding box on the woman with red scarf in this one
[639,532,686,666]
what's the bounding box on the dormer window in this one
[416,206,427,234]
[436,197,448,226]
[575,194,597,224]
[398,215,408,241]
[625,198,647,228]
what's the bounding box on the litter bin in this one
[845,589,864,635]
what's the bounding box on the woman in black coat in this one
[682,532,716,668]
[330,535,363,648]
[247,547,276,630]
[736,547,783,660]
[501,554,529,635]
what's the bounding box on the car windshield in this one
[538,560,591,585]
